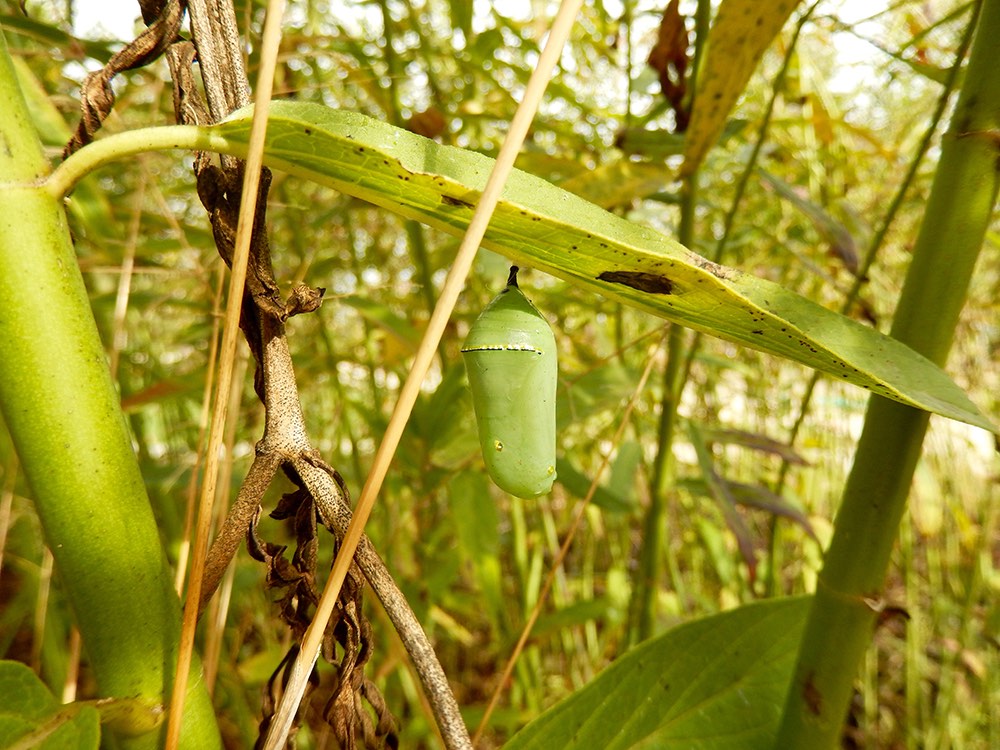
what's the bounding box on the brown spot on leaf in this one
[406,107,447,139]
[442,194,474,209]
[598,270,673,294]
[804,672,822,715]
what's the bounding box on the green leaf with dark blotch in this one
[0,660,100,750]
[203,102,994,432]
[505,597,810,750]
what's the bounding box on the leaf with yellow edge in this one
[682,0,802,175]
[44,101,998,433]
[205,101,994,434]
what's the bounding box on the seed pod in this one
[462,267,557,498]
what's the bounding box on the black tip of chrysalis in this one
[506,265,520,288]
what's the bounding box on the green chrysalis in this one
[461,267,557,498]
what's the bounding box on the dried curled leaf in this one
[249,470,397,748]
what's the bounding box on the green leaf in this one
[606,441,643,503]
[54,101,997,432]
[616,119,748,160]
[448,0,473,40]
[0,14,117,63]
[0,660,100,750]
[555,457,634,513]
[679,477,816,541]
[687,421,756,577]
[340,294,423,350]
[207,101,994,433]
[423,364,479,470]
[556,358,635,429]
[530,595,624,640]
[448,472,505,626]
[558,159,671,209]
[698,426,810,466]
[504,597,810,749]
[759,169,859,274]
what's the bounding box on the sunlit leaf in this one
[683,0,802,175]
[505,597,809,750]
[199,101,995,433]
[0,661,100,750]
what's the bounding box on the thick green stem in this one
[627,174,696,645]
[776,1,1000,746]
[0,31,220,749]
[627,0,711,644]
[768,0,977,598]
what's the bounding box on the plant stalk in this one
[776,0,1000,745]
[627,0,711,644]
[0,29,220,749]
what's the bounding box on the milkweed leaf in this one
[95,101,993,433]
[504,597,810,749]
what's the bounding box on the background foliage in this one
[1,0,997,747]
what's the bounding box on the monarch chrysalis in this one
[461,267,557,498]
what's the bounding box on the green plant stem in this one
[628,326,682,644]
[628,173,696,645]
[0,30,220,749]
[776,0,1000,745]
[628,0,711,644]
[44,124,219,197]
[768,0,979,598]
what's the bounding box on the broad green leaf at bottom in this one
[0,661,100,750]
[504,597,809,750]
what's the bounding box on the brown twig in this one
[178,1,472,747]
[64,0,185,156]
